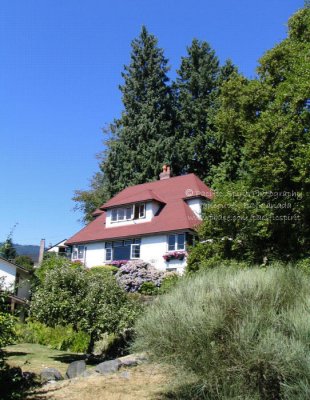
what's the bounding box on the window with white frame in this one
[168,233,185,251]
[72,245,85,260]
[110,206,133,222]
[131,244,140,259]
[104,238,141,261]
[134,203,145,219]
[110,204,145,223]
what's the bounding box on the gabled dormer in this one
[101,189,166,228]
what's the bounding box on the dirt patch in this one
[26,364,170,400]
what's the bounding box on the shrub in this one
[139,281,159,295]
[115,260,166,292]
[134,266,310,399]
[158,272,180,294]
[88,265,119,275]
[30,265,142,352]
[17,321,90,353]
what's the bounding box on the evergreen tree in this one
[102,26,175,196]
[173,39,220,180]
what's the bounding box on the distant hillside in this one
[0,243,41,263]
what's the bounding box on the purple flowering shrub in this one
[108,260,129,267]
[115,260,166,292]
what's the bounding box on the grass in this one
[133,265,310,399]
[3,343,171,400]
[3,343,86,375]
[26,364,169,400]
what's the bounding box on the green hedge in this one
[17,321,89,353]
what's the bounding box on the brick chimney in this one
[159,164,171,180]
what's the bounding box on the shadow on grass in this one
[4,351,31,357]
[25,385,64,400]
[50,353,86,364]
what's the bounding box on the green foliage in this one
[158,272,180,294]
[0,237,17,260]
[102,26,175,197]
[35,252,78,283]
[134,266,310,399]
[88,265,119,275]
[0,313,17,348]
[17,321,89,353]
[190,7,310,269]
[139,281,158,295]
[30,265,142,352]
[13,255,34,272]
[72,171,110,223]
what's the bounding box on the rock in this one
[120,371,130,379]
[40,368,63,383]
[65,360,86,379]
[118,353,148,367]
[95,359,121,375]
[81,369,99,378]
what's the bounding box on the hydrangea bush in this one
[115,260,166,292]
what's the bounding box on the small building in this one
[46,239,71,258]
[0,256,31,312]
[66,167,213,274]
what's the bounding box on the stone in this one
[40,368,63,383]
[95,359,121,375]
[81,369,99,378]
[120,371,131,379]
[65,360,86,379]
[118,353,148,367]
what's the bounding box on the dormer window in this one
[134,203,145,219]
[110,203,145,223]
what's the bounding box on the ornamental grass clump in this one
[133,266,310,399]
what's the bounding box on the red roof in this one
[66,174,213,245]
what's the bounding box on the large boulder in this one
[95,359,121,375]
[40,368,63,383]
[65,360,86,379]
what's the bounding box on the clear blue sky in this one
[0,0,304,246]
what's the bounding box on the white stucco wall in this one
[84,242,105,268]
[0,259,30,299]
[78,232,187,273]
[0,259,16,290]
[47,240,67,253]
[186,198,203,218]
[105,201,160,228]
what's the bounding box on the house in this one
[0,256,31,312]
[46,239,70,258]
[66,166,213,273]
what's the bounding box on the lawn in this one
[3,343,170,400]
[3,342,86,375]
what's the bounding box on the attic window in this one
[111,206,133,222]
[134,203,145,219]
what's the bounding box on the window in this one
[168,234,185,251]
[134,203,145,219]
[126,207,132,220]
[117,208,125,221]
[105,248,113,261]
[131,243,140,259]
[111,209,117,222]
[78,246,85,259]
[111,206,133,222]
[72,245,85,260]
